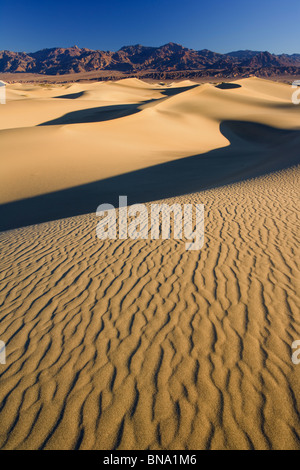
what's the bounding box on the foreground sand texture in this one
[0,78,299,449]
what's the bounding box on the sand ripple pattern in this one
[0,167,300,450]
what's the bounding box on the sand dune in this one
[0,79,299,207]
[0,78,299,450]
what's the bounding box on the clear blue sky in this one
[0,0,299,54]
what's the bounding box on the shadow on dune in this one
[160,85,199,96]
[1,120,299,232]
[38,102,151,125]
[54,91,85,99]
[215,83,242,90]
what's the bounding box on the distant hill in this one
[1,43,300,78]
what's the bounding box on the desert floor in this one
[0,78,299,449]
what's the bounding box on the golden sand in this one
[0,78,299,449]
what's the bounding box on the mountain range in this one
[1,43,300,77]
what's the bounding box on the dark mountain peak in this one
[120,44,151,53]
[259,51,274,57]
[241,51,282,67]
[160,42,186,51]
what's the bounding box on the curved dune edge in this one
[0,166,300,450]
